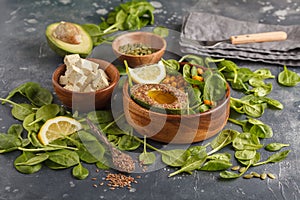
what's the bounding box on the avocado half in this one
[130,84,188,115]
[45,22,93,58]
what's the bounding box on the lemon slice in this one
[37,116,82,145]
[128,61,166,84]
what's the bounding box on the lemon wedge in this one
[128,61,166,84]
[37,116,82,145]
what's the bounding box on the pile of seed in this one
[92,170,140,190]
[119,43,156,56]
[105,173,138,190]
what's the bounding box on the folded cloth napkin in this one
[180,12,300,66]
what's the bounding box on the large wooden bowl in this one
[123,81,230,144]
[52,58,120,112]
[112,32,166,68]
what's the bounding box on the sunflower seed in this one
[267,173,276,179]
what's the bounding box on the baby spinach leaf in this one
[219,170,240,179]
[0,133,22,153]
[1,82,40,104]
[72,163,89,180]
[161,149,189,167]
[46,149,80,168]
[76,131,105,163]
[96,157,110,170]
[235,149,256,160]
[87,110,114,124]
[168,150,207,177]
[253,150,290,166]
[139,152,156,165]
[139,136,156,165]
[7,124,23,139]
[117,135,140,151]
[278,65,300,86]
[210,129,240,154]
[232,132,263,151]
[14,152,42,174]
[265,143,290,152]
[249,123,273,139]
[24,84,53,107]
[23,113,41,133]
[200,160,232,171]
[28,104,60,126]
[179,54,204,66]
[15,153,49,166]
[238,152,260,166]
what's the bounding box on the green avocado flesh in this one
[130,84,188,114]
[45,22,93,58]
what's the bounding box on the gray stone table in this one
[0,0,299,199]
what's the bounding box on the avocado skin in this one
[45,22,93,58]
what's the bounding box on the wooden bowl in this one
[52,58,120,112]
[112,32,166,68]
[122,81,230,144]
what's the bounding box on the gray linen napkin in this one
[180,12,300,66]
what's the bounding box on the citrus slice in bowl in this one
[37,116,82,145]
[128,61,166,84]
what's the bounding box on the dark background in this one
[0,0,299,199]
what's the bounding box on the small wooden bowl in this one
[112,32,166,68]
[52,58,120,112]
[122,81,230,144]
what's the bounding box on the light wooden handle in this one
[230,31,287,45]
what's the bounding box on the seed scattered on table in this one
[251,172,261,178]
[243,174,253,179]
[260,173,267,180]
[267,173,276,179]
[231,165,240,171]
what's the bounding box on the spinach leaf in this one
[15,153,49,166]
[209,129,240,154]
[28,104,60,126]
[24,84,53,107]
[278,65,300,86]
[14,152,42,174]
[232,132,263,151]
[200,153,232,171]
[265,143,290,152]
[96,157,110,170]
[76,131,105,163]
[72,163,89,180]
[139,136,156,165]
[117,135,140,151]
[46,149,80,168]
[253,150,290,166]
[1,82,40,104]
[161,149,189,167]
[235,149,256,160]
[0,133,22,153]
[7,124,23,139]
[168,146,207,177]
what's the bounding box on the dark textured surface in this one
[0,0,299,200]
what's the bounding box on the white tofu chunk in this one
[64,54,81,68]
[77,59,99,76]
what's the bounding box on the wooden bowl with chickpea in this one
[123,62,230,144]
